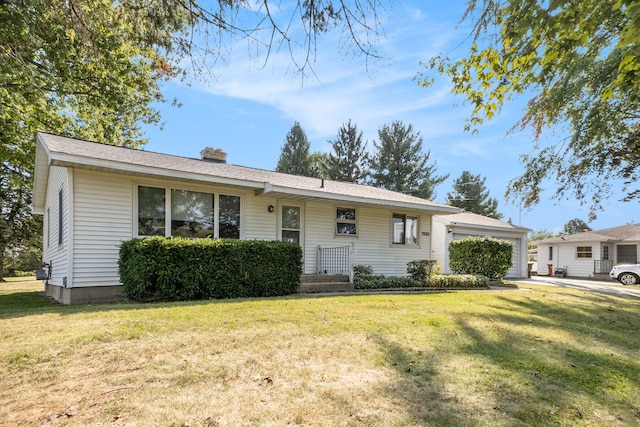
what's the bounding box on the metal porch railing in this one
[317,244,353,281]
[594,259,614,274]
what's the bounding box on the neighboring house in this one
[431,212,532,279]
[533,224,640,279]
[32,132,462,304]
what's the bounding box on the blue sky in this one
[141,1,636,234]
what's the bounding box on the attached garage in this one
[433,213,531,279]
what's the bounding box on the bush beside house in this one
[354,260,489,290]
[119,237,302,302]
[449,237,513,279]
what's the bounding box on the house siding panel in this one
[72,169,133,287]
[245,196,278,240]
[42,166,69,287]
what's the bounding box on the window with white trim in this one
[576,246,592,259]
[392,214,418,245]
[281,205,300,244]
[549,247,553,261]
[136,185,240,239]
[336,207,357,236]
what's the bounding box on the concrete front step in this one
[300,274,350,284]
[298,281,354,293]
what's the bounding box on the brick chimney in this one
[200,147,227,163]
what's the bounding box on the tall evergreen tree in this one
[325,119,369,183]
[446,171,503,219]
[368,120,448,200]
[276,122,313,176]
[309,152,330,179]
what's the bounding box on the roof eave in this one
[258,184,462,214]
[48,152,266,190]
[450,221,532,233]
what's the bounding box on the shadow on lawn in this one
[452,293,640,425]
[367,289,640,426]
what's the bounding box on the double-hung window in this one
[137,185,240,239]
[392,213,418,245]
[336,207,357,236]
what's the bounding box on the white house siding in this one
[429,216,447,271]
[41,166,69,287]
[303,202,336,274]
[536,243,602,277]
[72,169,134,288]
[300,202,432,276]
[244,195,278,241]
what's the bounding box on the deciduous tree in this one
[562,218,592,235]
[0,0,386,276]
[419,0,640,218]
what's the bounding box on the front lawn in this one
[1,278,638,426]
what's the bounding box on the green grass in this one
[1,278,639,426]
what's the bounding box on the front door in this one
[617,245,638,264]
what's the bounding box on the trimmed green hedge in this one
[119,237,302,302]
[353,263,489,290]
[449,237,513,279]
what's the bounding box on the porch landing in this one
[299,274,354,293]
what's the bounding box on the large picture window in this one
[137,186,240,239]
[336,207,357,235]
[392,214,418,245]
[171,189,214,238]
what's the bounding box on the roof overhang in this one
[257,183,462,214]
[32,133,462,216]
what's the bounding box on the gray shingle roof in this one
[441,211,532,232]
[34,132,461,214]
[534,224,640,245]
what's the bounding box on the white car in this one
[609,264,640,285]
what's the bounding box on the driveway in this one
[516,276,640,298]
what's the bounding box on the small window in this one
[576,246,592,259]
[282,206,301,244]
[336,207,357,235]
[138,186,166,236]
[549,247,553,261]
[602,245,609,261]
[219,195,240,239]
[392,214,418,245]
[58,189,63,245]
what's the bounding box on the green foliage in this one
[276,122,314,176]
[449,237,513,279]
[353,262,487,289]
[427,274,489,288]
[325,119,369,183]
[118,237,302,302]
[406,260,439,282]
[447,170,503,219]
[420,0,640,216]
[368,121,448,200]
[562,218,592,235]
[3,245,42,277]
